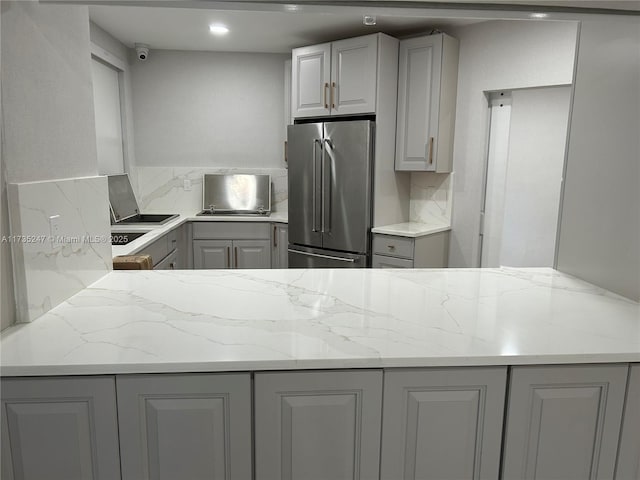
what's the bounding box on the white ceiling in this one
[88,6,485,53]
[88,0,637,54]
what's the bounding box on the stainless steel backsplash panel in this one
[202,174,271,214]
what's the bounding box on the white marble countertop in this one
[372,222,451,238]
[111,211,288,257]
[1,268,638,376]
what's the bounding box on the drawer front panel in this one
[372,254,413,268]
[372,235,414,259]
[192,222,270,240]
[142,237,169,267]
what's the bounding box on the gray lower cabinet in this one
[616,364,640,479]
[380,367,507,480]
[271,223,289,268]
[117,373,252,480]
[192,222,271,269]
[233,239,271,269]
[194,239,232,269]
[254,370,383,480]
[1,376,121,480]
[502,364,628,480]
[372,231,449,268]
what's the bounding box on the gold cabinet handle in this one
[226,247,231,268]
[273,225,277,248]
[324,82,329,109]
[331,81,336,109]
[234,246,238,268]
[428,137,434,165]
[387,245,396,251]
[284,140,288,164]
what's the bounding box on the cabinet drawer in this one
[372,254,413,268]
[192,222,270,240]
[141,236,169,267]
[372,235,414,259]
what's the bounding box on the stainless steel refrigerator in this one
[287,120,374,268]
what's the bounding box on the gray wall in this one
[556,16,640,301]
[447,20,578,268]
[131,50,288,168]
[0,3,13,331]
[1,1,98,329]
[2,1,97,183]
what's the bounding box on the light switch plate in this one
[183,178,192,191]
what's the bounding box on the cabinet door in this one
[502,364,628,480]
[193,239,232,269]
[380,368,506,480]
[292,43,331,118]
[117,374,252,480]
[271,224,289,268]
[233,239,271,269]
[372,254,413,268]
[255,370,383,480]
[331,35,378,115]
[616,364,640,479]
[1,377,121,480]
[395,35,443,171]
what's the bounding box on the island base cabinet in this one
[254,370,383,480]
[502,364,628,480]
[116,374,252,480]
[1,376,121,480]
[380,367,507,480]
[616,364,640,479]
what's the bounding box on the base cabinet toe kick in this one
[2,363,638,480]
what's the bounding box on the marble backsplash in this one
[131,167,288,215]
[409,172,453,225]
[8,176,113,323]
[131,167,451,226]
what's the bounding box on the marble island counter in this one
[2,267,639,376]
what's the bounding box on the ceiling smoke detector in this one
[363,15,377,26]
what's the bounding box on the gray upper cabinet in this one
[292,34,384,118]
[291,43,331,118]
[254,370,383,480]
[502,364,628,480]
[1,376,121,480]
[380,367,507,480]
[117,373,252,480]
[616,364,640,479]
[330,35,378,116]
[395,33,459,172]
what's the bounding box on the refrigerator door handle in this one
[321,138,333,234]
[312,139,320,232]
[287,248,355,263]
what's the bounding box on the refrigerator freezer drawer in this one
[288,245,367,268]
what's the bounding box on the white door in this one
[292,43,331,118]
[331,35,378,115]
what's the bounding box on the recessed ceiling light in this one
[529,12,549,19]
[209,24,229,35]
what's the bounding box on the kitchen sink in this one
[111,231,148,245]
[112,213,179,225]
